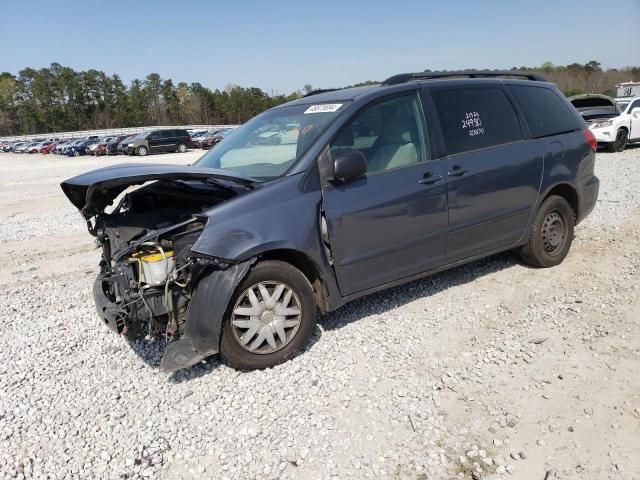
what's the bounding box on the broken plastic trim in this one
[160,259,254,373]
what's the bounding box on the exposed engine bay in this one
[60,164,260,371]
[92,179,235,340]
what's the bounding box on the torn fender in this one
[160,260,253,373]
[189,172,344,312]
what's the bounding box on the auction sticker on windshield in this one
[304,103,343,114]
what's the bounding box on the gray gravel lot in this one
[0,148,639,480]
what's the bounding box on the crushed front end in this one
[60,163,257,371]
[92,218,206,340]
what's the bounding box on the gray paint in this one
[62,77,600,371]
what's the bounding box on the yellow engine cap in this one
[135,250,174,263]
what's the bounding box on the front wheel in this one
[136,146,148,157]
[607,128,628,153]
[519,195,575,268]
[219,260,317,370]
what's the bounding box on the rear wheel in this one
[607,128,628,152]
[220,261,317,370]
[519,195,575,268]
[136,146,148,156]
[177,143,187,153]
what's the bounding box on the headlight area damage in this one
[61,163,258,372]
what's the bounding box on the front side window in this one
[330,94,428,174]
[432,87,523,155]
[196,103,347,180]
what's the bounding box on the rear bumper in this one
[577,175,599,224]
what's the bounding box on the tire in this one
[519,195,575,268]
[606,128,628,153]
[136,146,148,157]
[219,260,317,370]
[177,143,187,153]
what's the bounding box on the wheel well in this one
[617,126,629,133]
[257,249,330,313]
[545,184,579,218]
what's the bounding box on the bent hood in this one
[60,163,256,217]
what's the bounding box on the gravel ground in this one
[0,147,639,480]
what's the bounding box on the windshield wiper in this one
[203,177,258,191]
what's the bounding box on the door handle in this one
[418,173,443,185]
[447,166,469,177]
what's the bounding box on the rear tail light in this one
[188,136,192,143]
[582,128,597,152]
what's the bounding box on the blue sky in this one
[1,0,638,93]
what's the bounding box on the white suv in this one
[570,94,640,152]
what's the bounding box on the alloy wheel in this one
[614,129,628,152]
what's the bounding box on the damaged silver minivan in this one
[62,71,599,372]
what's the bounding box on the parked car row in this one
[190,129,235,150]
[1,127,236,157]
[0,136,101,156]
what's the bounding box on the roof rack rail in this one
[381,70,547,86]
[303,88,340,98]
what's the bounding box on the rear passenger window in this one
[431,87,522,155]
[508,85,582,138]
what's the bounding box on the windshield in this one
[128,133,146,141]
[195,102,347,179]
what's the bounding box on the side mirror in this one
[631,107,640,118]
[333,150,367,183]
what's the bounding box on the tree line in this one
[1,61,638,137]
[0,63,303,136]
[509,61,640,98]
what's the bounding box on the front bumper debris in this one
[93,276,127,334]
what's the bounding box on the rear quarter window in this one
[431,87,522,156]
[508,85,582,138]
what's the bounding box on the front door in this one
[629,99,640,140]
[429,86,542,261]
[147,131,163,152]
[322,93,449,296]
